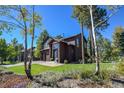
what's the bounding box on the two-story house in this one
[40,33,87,63]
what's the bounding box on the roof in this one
[62,33,87,42]
[43,33,87,45]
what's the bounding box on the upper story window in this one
[67,40,75,45]
[52,43,59,49]
[76,38,80,47]
[43,40,49,49]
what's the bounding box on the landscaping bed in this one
[31,71,112,88]
[0,70,30,88]
[0,63,114,88]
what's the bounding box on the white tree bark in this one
[88,5,99,74]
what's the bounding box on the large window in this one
[52,43,59,49]
[43,40,49,49]
[76,38,80,47]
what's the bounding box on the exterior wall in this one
[41,33,87,63]
[41,49,50,61]
[64,34,87,62]
[59,42,68,63]
[64,34,85,61]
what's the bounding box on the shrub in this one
[33,71,64,87]
[63,70,81,79]
[64,59,68,64]
[116,62,124,75]
[80,70,93,79]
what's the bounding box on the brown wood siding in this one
[41,49,50,61]
[59,42,68,63]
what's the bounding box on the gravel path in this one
[1,61,63,68]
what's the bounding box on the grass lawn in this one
[0,66,6,71]
[0,61,19,65]
[7,63,113,75]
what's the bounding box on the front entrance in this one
[53,49,58,62]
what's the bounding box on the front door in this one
[53,49,58,61]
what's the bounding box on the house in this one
[40,33,87,63]
[20,47,39,62]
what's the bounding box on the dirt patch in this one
[0,74,30,88]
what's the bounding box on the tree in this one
[87,6,109,63]
[87,5,100,75]
[112,26,124,60]
[35,29,49,58]
[72,6,109,64]
[0,6,33,79]
[0,39,7,64]
[72,6,89,64]
[86,5,122,75]
[11,38,19,61]
[28,6,42,78]
[97,34,112,62]
[17,44,24,62]
[7,44,17,62]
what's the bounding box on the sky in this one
[1,5,124,48]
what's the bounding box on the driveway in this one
[1,61,63,68]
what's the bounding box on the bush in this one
[33,71,64,87]
[63,70,81,79]
[80,70,93,79]
[116,62,124,75]
[64,59,68,64]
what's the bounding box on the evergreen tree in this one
[35,29,49,58]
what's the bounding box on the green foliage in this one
[97,35,112,62]
[0,38,23,64]
[112,26,124,59]
[35,29,49,58]
[34,71,64,87]
[116,62,124,75]
[7,44,17,61]
[0,39,8,63]
[0,66,6,71]
[72,5,109,31]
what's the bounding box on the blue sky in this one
[1,5,124,48]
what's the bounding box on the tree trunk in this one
[89,28,95,63]
[19,6,32,79]
[80,23,85,64]
[28,6,35,80]
[89,28,94,63]
[89,5,99,75]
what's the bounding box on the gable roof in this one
[43,33,87,45]
[62,33,87,42]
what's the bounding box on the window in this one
[52,43,59,49]
[67,40,75,45]
[76,38,80,47]
[43,40,49,49]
